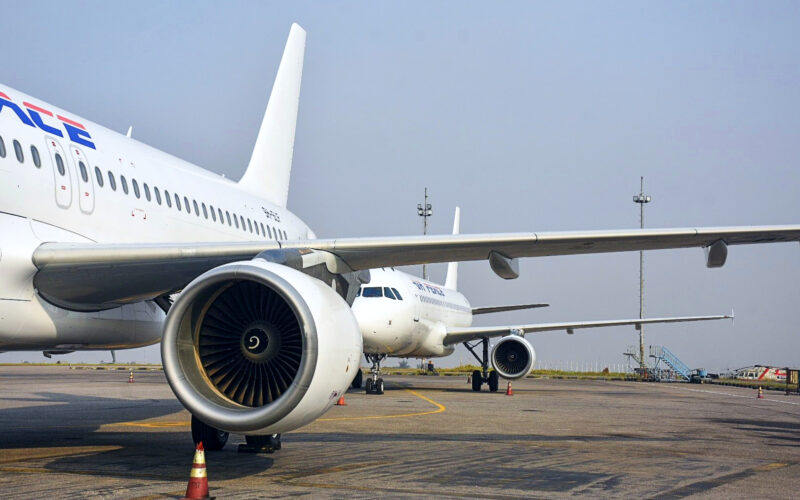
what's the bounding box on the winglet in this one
[239,23,306,207]
[444,207,460,290]
[126,126,133,138]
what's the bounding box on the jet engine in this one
[161,259,362,435]
[490,335,536,379]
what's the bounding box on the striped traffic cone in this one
[128,371,134,383]
[182,442,212,500]
[506,381,513,396]
[757,386,764,399]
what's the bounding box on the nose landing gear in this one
[365,353,386,395]
[464,337,500,392]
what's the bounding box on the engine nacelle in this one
[491,335,536,380]
[162,259,362,435]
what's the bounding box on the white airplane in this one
[0,24,798,453]
[351,207,731,394]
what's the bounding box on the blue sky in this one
[1,2,798,370]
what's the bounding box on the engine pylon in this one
[182,442,212,500]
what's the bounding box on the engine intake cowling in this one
[162,259,362,435]
[491,335,535,380]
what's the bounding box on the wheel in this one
[365,378,374,394]
[351,369,363,389]
[376,378,384,395]
[471,370,482,392]
[488,371,499,392]
[241,433,281,453]
[191,415,229,451]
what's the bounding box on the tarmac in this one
[0,366,799,499]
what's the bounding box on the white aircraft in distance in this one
[351,207,731,394]
[0,24,798,453]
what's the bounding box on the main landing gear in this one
[464,337,499,392]
[364,353,385,395]
[190,415,281,454]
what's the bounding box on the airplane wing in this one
[442,314,733,345]
[32,225,800,310]
[472,303,549,315]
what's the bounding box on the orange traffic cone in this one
[128,371,134,383]
[758,386,764,399]
[182,442,212,500]
[506,381,513,396]
[336,395,347,406]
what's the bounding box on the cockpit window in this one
[356,288,361,297]
[384,287,396,300]
[362,287,382,298]
[391,288,403,300]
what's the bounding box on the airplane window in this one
[240,215,246,231]
[210,205,216,222]
[254,221,260,235]
[282,230,288,240]
[0,136,5,158]
[31,145,41,168]
[154,187,162,205]
[107,171,116,191]
[13,140,23,163]
[175,193,182,211]
[164,190,172,207]
[55,153,66,176]
[94,167,104,187]
[260,223,266,237]
[384,287,396,300]
[78,161,89,182]
[132,178,140,198]
[143,183,151,202]
[120,175,129,194]
[391,288,403,300]
[226,211,232,226]
[247,219,253,233]
[218,208,224,224]
[362,287,383,298]
[193,200,199,216]
[234,214,239,229]
[266,225,273,239]
[184,197,190,213]
[202,203,208,219]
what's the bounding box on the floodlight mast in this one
[417,187,432,280]
[632,176,651,373]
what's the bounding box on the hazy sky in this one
[1,2,798,371]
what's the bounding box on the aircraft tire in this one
[365,378,374,394]
[376,378,384,395]
[191,415,229,451]
[488,371,499,392]
[471,370,482,392]
[351,369,363,389]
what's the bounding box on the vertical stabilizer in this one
[444,207,460,290]
[238,23,306,207]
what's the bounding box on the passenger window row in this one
[0,135,42,168]
[0,134,289,241]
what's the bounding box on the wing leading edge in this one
[442,314,733,346]
[32,224,800,310]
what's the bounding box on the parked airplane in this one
[1,24,798,452]
[352,208,731,394]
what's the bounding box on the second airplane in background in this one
[352,208,733,394]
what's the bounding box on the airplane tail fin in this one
[444,207,460,290]
[238,23,306,207]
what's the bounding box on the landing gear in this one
[464,337,500,392]
[238,433,282,454]
[351,368,363,389]
[191,415,229,451]
[365,353,386,395]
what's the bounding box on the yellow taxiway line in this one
[114,388,445,428]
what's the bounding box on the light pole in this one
[633,177,651,372]
[417,187,432,280]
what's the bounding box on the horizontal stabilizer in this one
[472,303,549,315]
